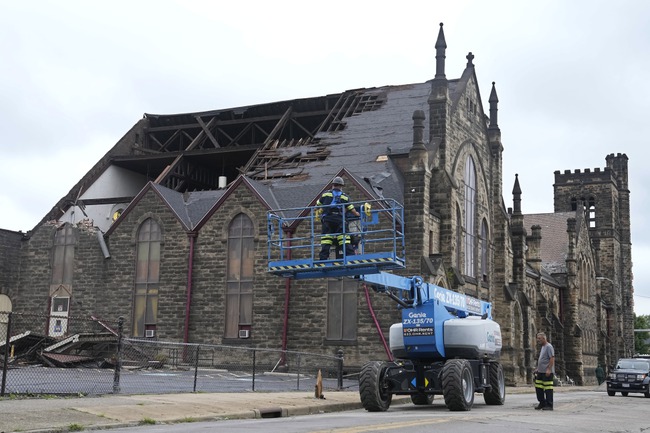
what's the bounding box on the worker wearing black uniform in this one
[316,177,360,260]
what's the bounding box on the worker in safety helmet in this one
[315,176,360,260]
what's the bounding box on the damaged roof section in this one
[141,89,387,192]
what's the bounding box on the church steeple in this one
[489,81,499,130]
[435,23,447,79]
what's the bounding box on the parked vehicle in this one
[606,358,650,397]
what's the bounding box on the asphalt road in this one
[97,389,641,433]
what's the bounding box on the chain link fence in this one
[1,312,357,396]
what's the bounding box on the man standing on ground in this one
[534,332,555,410]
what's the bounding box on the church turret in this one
[511,174,526,286]
[512,173,522,216]
[435,23,447,79]
[408,110,428,169]
[404,110,432,274]
[429,23,450,146]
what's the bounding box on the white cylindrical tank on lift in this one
[388,316,502,360]
[218,176,227,189]
[444,316,502,358]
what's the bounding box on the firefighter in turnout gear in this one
[316,176,360,260]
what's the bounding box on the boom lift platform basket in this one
[267,198,406,279]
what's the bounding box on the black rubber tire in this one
[483,362,506,405]
[442,359,475,411]
[359,361,393,412]
[644,390,650,398]
[607,391,615,396]
[621,391,629,397]
[410,393,435,405]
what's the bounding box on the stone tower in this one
[553,153,634,361]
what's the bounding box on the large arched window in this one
[133,218,161,338]
[464,157,477,277]
[225,213,254,339]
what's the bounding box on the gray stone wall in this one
[104,189,190,339]
[0,229,23,301]
[14,222,57,315]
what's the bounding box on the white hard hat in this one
[332,176,344,186]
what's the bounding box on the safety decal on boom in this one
[403,327,434,337]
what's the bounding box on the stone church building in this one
[0,24,634,385]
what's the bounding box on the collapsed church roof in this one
[37,71,477,235]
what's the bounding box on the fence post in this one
[193,345,200,392]
[1,312,13,396]
[337,349,344,391]
[252,349,256,391]
[296,353,301,391]
[112,316,124,394]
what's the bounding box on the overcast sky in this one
[2,0,649,314]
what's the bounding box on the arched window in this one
[480,219,489,282]
[225,213,254,339]
[51,224,75,286]
[133,218,161,338]
[464,157,476,277]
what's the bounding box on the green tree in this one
[634,314,650,355]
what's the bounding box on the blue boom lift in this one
[267,198,505,411]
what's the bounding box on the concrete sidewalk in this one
[0,385,595,433]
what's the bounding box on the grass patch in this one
[68,424,84,431]
[139,417,156,425]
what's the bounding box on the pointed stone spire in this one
[512,174,522,215]
[435,23,447,79]
[489,81,499,130]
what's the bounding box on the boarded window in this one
[327,278,357,341]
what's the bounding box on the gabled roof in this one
[523,212,574,274]
[106,182,225,235]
